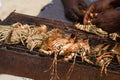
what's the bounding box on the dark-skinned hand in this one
[90,9,120,33]
[84,0,120,24]
[62,0,87,23]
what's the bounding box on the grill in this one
[0,12,120,80]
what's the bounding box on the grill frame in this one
[0,12,120,80]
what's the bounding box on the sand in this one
[0,0,52,20]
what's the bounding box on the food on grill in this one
[109,33,120,41]
[75,23,108,37]
[39,29,63,53]
[90,43,120,75]
[0,22,119,79]
[26,24,47,51]
[0,25,12,43]
[75,23,120,41]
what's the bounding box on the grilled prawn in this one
[92,43,120,75]
[26,24,47,51]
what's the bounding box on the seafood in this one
[0,23,30,44]
[111,43,120,64]
[75,23,120,42]
[93,43,120,75]
[10,22,31,45]
[0,22,120,79]
[0,25,13,43]
[26,33,48,51]
[96,52,113,75]
[109,33,120,41]
[39,33,92,80]
[26,24,48,51]
[59,39,92,64]
[39,28,63,52]
[59,39,92,80]
[0,22,48,46]
[75,23,108,37]
[39,29,65,80]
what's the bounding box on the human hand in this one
[62,0,87,23]
[84,0,118,24]
[88,9,120,33]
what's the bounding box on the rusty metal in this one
[0,12,120,80]
[0,46,120,80]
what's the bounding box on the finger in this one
[84,5,95,24]
[78,0,88,15]
[79,4,87,10]
[83,3,88,10]
[78,6,87,15]
[73,7,83,16]
[65,10,79,21]
[91,18,99,25]
[78,1,88,10]
[73,6,87,23]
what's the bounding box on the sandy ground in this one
[0,74,33,80]
[0,0,52,20]
[0,0,51,80]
